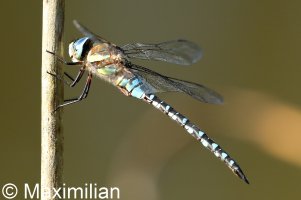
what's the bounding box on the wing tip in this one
[204,92,224,105]
[213,95,224,104]
[176,39,203,65]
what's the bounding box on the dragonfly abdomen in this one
[115,74,249,183]
[117,76,149,99]
[142,94,249,184]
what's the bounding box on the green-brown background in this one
[1,0,301,199]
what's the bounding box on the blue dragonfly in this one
[48,20,249,184]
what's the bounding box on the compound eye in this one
[74,37,89,59]
[68,42,75,58]
[74,45,83,59]
[68,37,90,62]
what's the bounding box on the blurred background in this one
[1,0,301,199]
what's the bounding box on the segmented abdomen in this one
[117,76,249,184]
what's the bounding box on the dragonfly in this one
[48,20,249,184]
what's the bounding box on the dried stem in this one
[41,0,65,199]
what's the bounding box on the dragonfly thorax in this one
[86,43,125,65]
[69,37,92,62]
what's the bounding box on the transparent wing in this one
[122,40,202,66]
[127,63,223,104]
[73,20,110,44]
[73,20,202,65]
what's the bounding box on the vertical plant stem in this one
[41,0,65,199]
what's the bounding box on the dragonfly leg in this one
[66,68,86,87]
[63,72,75,82]
[46,50,86,87]
[47,71,71,86]
[46,50,83,65]
[47,67,85,88]
[54,72,92,111]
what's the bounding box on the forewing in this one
[122,40,202,66]
[128,64,223,104]
[73,20,109,43]
[73,21,202,65]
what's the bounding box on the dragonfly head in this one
[68,37,91,62]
